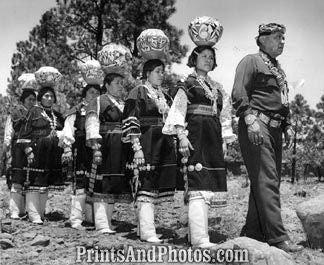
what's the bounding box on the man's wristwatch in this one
[244,114,257,126]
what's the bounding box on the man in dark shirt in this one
[231,23,302,252]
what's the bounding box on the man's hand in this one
[284,126,294,149]
[247,120,263,145]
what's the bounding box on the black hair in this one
[187,45,217,70]
[142,59,165,80]
[256,35,266,47]
[101,73,124,94]
[103,73,123,86]
[81,84,101,98]
[20,89,36,103]
[37,87,57,103]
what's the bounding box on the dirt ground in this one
[0,175,324,265]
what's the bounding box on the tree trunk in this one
[291,122,298,183]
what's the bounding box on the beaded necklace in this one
[259,50,289,106]
[40,106,57,136]
[144,81,170,121]
[80,100,88,116]
[107,93,125,113]
[192,71,219,114]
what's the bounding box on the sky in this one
[0,0,323,108]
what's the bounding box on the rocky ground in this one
[0,175,324,265]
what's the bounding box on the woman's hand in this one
[88,139,101,150]
[93,150,102,165]
[61,146,73,164]
[27,152,34,165]
[179,136,194,158]
[25,147,34,165]
[133,150,145,166]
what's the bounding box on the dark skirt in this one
[185,114,227,192]
[127,123,177,202]
[70,134,92,190]
[26,136,65,192]
[86,124,132,203]
[11,141,28,186]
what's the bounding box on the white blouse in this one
[3,116,14,147]
[59,114,77,147]
[162,88,188,135]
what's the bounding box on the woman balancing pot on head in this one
[163,16,227,248]
[4,73,37,219]
[59,60,101,230]
[18,66,65,224]
[85,44,133,234]
[122,29,177,243]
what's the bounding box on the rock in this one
[0,233,13,240]
[1,222,17,234]
[1,252,10,260]
[65,242,77,248]
[25,251,39,259]
[294,190,307,197]
[22,232,37,240]
[30,235,50,247]
[210,237,295,265]
[55,238,65,245]
[36,247,43,253]
[80,239,94,249]
[296,195,324,249]
[0,238,14,249]
[1,219,12,225]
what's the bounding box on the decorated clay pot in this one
[188,16,223,46]
[17,73,37,93]
[136,29,169,60]
[98,43,132,76]
[35,66,62,88]
[79,59,103,85]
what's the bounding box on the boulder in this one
[210,237,295,265]
[0,233,13,241]
[0,238,14,249]
[30,235,50,247]
[22,232,37,240]
[296,195,324,249]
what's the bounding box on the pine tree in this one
[7,0,188,109]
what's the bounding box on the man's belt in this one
[251,110,283,128]
[139,117,164,126]
[187,104,218,117]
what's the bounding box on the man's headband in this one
[258,23,286,36]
